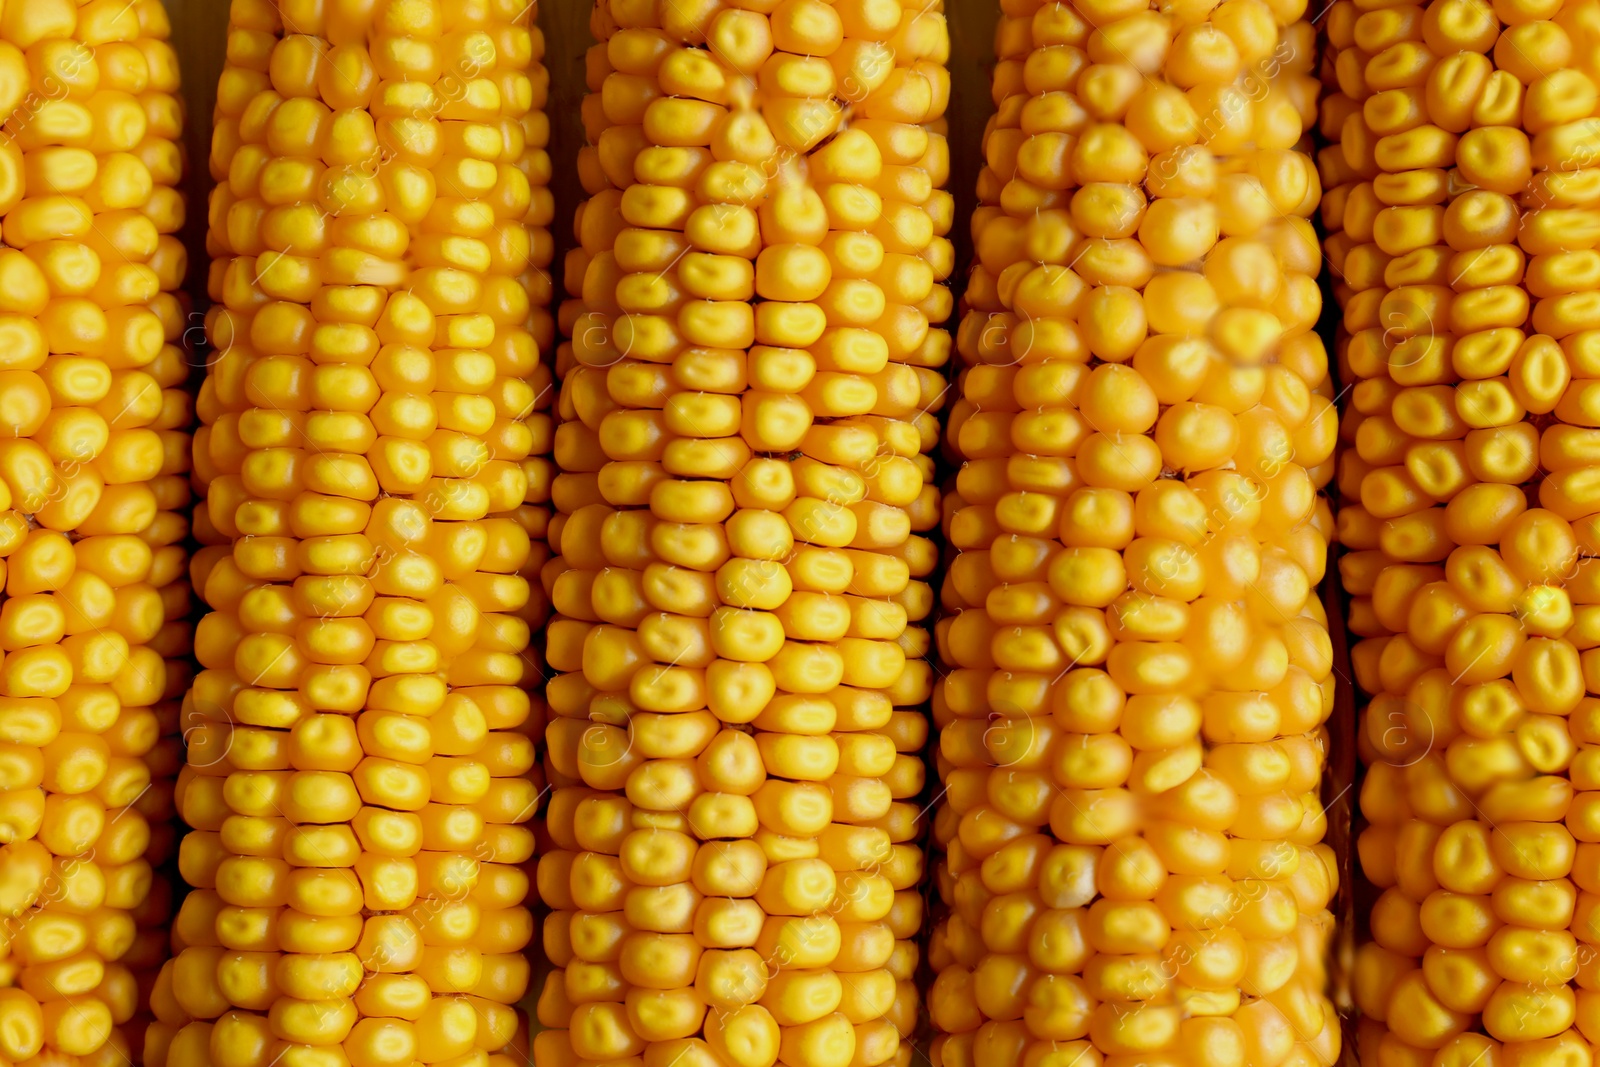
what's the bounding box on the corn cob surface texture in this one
[127,0,202,1044]
[1325,0,1600,1060]
[533,0,951,1065]
[154,1,555,1066]
[0,0,195,1063]
[927,1,1344,1066]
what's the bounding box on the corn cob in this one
[153,2,554,1066]
[927,2,1342,1066]
[533,1,951,1065]
[0,0,194,1063]
[1326,0,1600,1059]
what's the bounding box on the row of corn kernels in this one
[532,1,952,1066]
[0,0,193,1064]
[928,0,1343,1066]
[1325,0,1600,1060]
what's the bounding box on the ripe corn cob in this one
[154,2,554,1066]
[927,1,1343,1065]
[0,0,195,1063]
[533,1,951,1066]
[1325,0,1600,1059]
